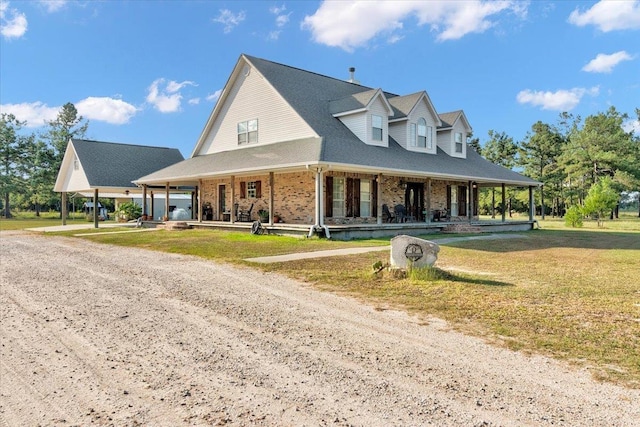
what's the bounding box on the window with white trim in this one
[409,123,416,147]
[455,132,463,153]
[372,115,383,141]
[332,177,345,217]
[417,118,427,148]
[238,119,258,145]
[247,181,257,198]
[360,180,371,217]
[427,126,433,149]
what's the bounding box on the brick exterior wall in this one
[200,172,475,224]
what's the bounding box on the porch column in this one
[425,178,431,224]
[61,192,67,226]
[142,185,148,217]
[501,183,506,222]
[376,174,383,225]
[191,189,196,220]
[150,191,155,220]
[269,172,274,226]
[164,182,170,220]
[529,186,535,221]
[467,180,472,221]
[198,179,203,222]
[315,168,324,227]
[230,176,235,224]
[93,188,99,229]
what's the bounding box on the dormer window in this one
[417,118,427,148]
[455,132,463,153]
[238,119,258,145]
[372,115,383,141]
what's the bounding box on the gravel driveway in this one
[1,232,638,426]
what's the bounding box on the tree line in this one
[2,103,639,220]
[1,103,88,218]
[471,106,640,220]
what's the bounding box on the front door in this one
[405,182,424,221]
[218,185,226,220]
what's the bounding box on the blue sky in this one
[1,0,639,158]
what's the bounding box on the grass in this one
[0,211,108,231]
[9,213,640,388]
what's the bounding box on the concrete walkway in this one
[244,233,526,263]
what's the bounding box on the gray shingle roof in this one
[438,110,462,129]
[387,92,423,119]
[72,139,184,188]
[137,55,538,187]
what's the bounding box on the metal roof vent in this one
[347,67,360,84]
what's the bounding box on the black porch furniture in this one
[394,204,407,223]
[382,204,395,223]
[236,203,254,222]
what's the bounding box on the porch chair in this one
[237,203,254,222]
[393,204,407,223]
[382,204,395,223]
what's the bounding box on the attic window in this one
[73,155,79,170]
[238,119,258,145]
[372,115,383,141]
[455,132,463,153]
[417,118,427,148]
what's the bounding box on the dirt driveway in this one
[1,232,638,426]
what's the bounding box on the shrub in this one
[564,205,583,228]
[115,202,141,222]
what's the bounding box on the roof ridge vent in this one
[347,67,360,85]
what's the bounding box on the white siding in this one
[54,146,91,192]
[339,111,367,143]
[436,122,467,158]
[436,129,453,156]
[337,95,390,147]
[389,121,406,148]
[197,64,316,155]
[367,97,389,147]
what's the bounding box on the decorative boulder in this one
[390,235,440,269]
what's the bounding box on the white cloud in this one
[0,97,138,126]
[0,1,28,39]
[516,87,599,111]
[206,89,222,103]
[0,101,58,127]
[270,5,286,15]
[301,0,523,51]
[623,118,640,134]
[268,30,281,41]
[75,96,138,124]
[582,51,634,73]
[188,98,200,105]
[568,0,640,32]
[212,9,246,33]
[275,13,291,27]
[39,0,67,13]
[146,78,196,113]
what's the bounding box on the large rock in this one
[390,235,440,269]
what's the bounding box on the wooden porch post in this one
[376,174,383,225]
[198,179,203,222]
[191,189,196,220]
[230,176,235,224]
[93,188,99,229]
[425,178,431,223]
[467,180,472,221]
[142,185,148,217]
[164,183,170,220]
[501,183,506,222]
[529,186,535,221]
[269,172,274,226]
[150,191,155,220]
[61,192,67,226]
